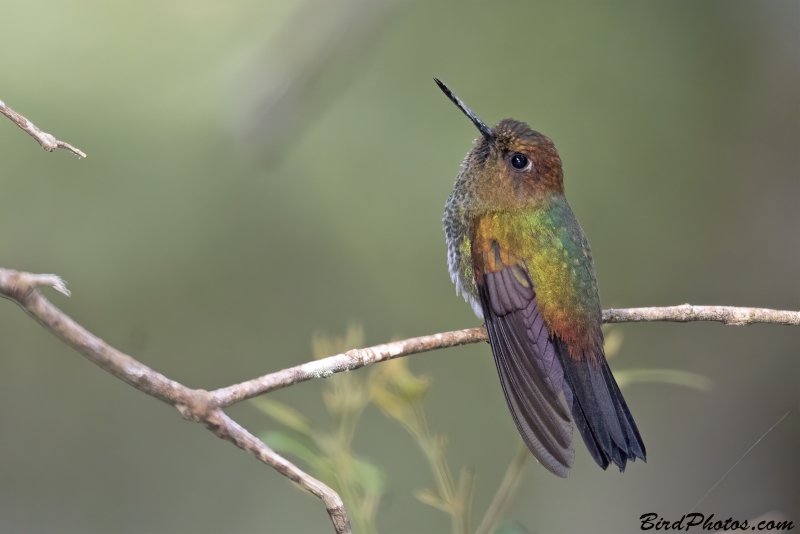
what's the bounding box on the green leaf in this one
[613,368,712,391]
[414,488,452,513]
[370,384,412,425]
[251,398,314,436]
[353,458,386,494]
[261,430,323,470]
[603,327,625,358]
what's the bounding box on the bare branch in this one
[0,267,351,534]
[2,266,798,533]
[0,99,86,158]
[0,268,196,406]
[212,327,487,406]
[205,409,350,531]
[602,304,800,326]
[213,304,798,407]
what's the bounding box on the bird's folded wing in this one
[477,258,576,477]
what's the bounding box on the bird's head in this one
[435,79,564,209]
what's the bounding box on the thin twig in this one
[213,327,487,406]
[0,268,350,534]
[213,305,799,407]
[688,409,791,514]
[206,410,350,532]
[475,440,529,534]
[0,99,86,158]
[603,304,800,326]
[1,267,799,533]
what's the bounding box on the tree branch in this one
[0,268,350,534]
[212,327,487,406]
[1,266,798,532]
[602,304,800,326]
[212,304,799,407]
[205,409,350,532]
[0,99,86,158]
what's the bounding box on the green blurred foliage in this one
[0,1,797,533]
[254,325,384,534]
[255,326,710,534]
[371,357,475,533]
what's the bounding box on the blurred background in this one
[0,1,797,532]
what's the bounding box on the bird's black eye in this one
[510,153,528,170]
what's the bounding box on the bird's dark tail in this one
[555,338,646,471]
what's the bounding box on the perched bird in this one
[436,79,645,477]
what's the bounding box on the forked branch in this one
[0,268,350,534]
[0,266,797,533]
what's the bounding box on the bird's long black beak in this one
[434,78,494,140]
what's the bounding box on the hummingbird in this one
[436,79,645,477]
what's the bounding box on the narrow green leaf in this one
[414,488,452,513]
[614,368,712,391]
[353,458,386,494]
[603,327,624,358]
[251,398,314,436]
[261,430,323,470]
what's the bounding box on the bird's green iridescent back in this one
[448,193,603,358]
